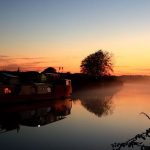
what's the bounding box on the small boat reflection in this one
[0,99,72,133]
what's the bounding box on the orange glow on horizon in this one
[1,48,150,75]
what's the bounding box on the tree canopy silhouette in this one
[80,50,113,76]
[42,67,56,74]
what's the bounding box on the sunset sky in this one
[1,0,150,75]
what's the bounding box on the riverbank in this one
[60,73,123,91]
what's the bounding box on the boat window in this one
[4,88,11,94]
[47,87,51,92]
[66,80,70,86]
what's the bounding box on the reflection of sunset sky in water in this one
[71,83,150,149]
[1,83,150,149]
[112,83,150,125]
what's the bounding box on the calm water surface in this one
[0,82,150,150]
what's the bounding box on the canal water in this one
[0,82,150,150]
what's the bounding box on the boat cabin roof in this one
[0,72,18,78]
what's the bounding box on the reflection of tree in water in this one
[81,95,113,117]
[73,85,121,117]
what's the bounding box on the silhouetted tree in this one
[42,67,56,74]
[80,50,113,76]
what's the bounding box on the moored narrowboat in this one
[0,72,72,104]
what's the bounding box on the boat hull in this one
[0,84,72,104]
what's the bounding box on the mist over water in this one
[1,82,150,150]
